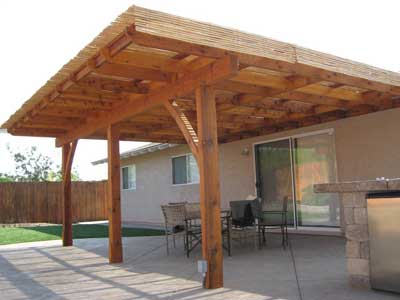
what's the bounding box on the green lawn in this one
[0,224,164,245]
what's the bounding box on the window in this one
[122,165,136,190]
[172,154,199,185]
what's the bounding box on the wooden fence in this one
[0,181,108,224]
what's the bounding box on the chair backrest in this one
[257,196,289,225]
[250,198,263,219]
[259,196,289,212]
[282,196,289,212]
[161,204,186,227]
[230,200,255,227]
[168,201,188,205]
[184,202,201,219]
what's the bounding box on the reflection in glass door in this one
[293,133,339,227]
[254,139,295,226]
[254,131,340,228]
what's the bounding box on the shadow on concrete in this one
[0,234,398,300]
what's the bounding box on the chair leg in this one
[257,225,262,249]
[253,227,257,250]
[228,228,231,256]
[285,224,289,247]
[185,230,190,258]
[262,227,266,243]
[284,214,289,247]
[165,228,169,255]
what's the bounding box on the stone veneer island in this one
[314,178,400,289]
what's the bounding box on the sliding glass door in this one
[293,133,339,227]
[255,139,295,225]
[254,130,340,228]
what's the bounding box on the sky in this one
[1,0,400,180]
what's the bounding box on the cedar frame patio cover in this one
[3,5,400,289]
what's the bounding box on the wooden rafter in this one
[94,63,174,82]
[3,5,400,147]
[110,50,193,73]
[125,25,400,95]
[55,55,239,147]
[77,76,149,94]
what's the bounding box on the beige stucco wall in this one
[120,108,400,226]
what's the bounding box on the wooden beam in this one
[56,55,238,147]
[222,109,349,142]
[11,30,133,129]
[19,115,84,130]
[62,140,77,247]
[231,72,384,107]
[196,85,223,289]
[231,71,299,90]
[107,124,123,263]
[78,76,149,94]
[94,63,174,82]
[216,75,322,115]
[38,106,110,118]
[126,28,226,60]
[278,91,350,109]
[59,91,124,102]
[8,13,400,132]
[51,98,114,110]
[238,54,400,95]
[215,80,277,96]
[163,100,199,159]
[111,50,190,73]
[220,94,307,113]
[120,134,186,144]
[216,77,386,110]
[126,27,400,94]
[297,84,364,102]
[8,128,67,137]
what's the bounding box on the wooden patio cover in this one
[3,5,400,289]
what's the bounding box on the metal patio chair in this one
[229,200,257,245]
[184,202,201,220]
[182,203,232,257]
[252,197,289,248]
[161,204,186,255]
[183,202,202,257]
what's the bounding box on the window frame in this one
[121,164,136,191]
[171,153,199,186]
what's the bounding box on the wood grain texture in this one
[107,125,123,263]
[62,141,77,246]
[163,100,199,159]
[196,86,223,289]
[0,181,108,224]
[55,55,238,146]
[61,143,72,246]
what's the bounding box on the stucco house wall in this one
[120,108,400,227]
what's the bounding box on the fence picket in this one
[0,181,107,224]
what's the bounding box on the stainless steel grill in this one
[367,192,400,294]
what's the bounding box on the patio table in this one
[184,209,232,257]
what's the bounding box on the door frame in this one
[252,128,339,230]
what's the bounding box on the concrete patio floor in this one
[0,234,398,300]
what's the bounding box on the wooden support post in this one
[196,85,223,289]
[62,141,77,246]
[107,124,123,263]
